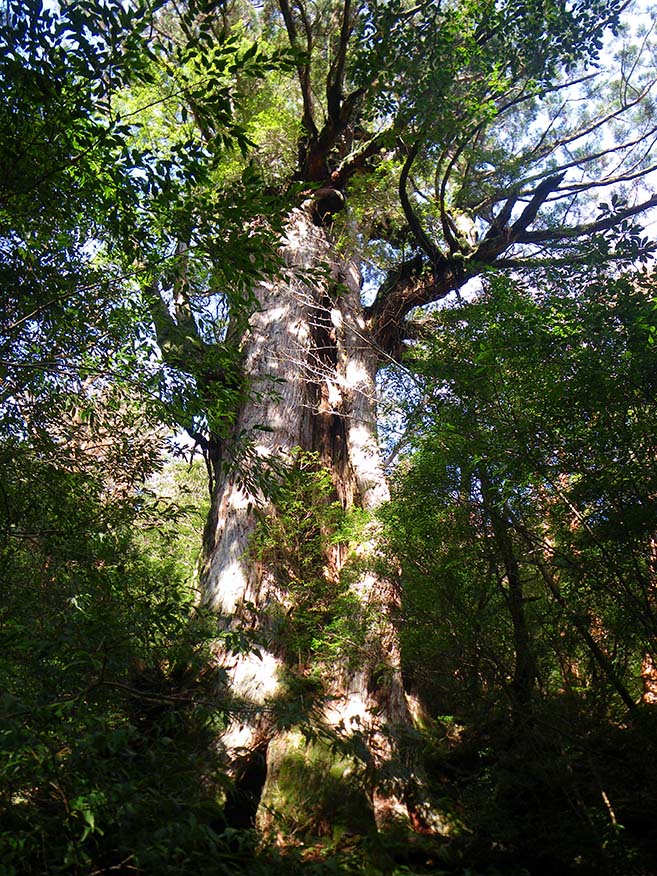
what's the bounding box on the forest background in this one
[3,0,657,874]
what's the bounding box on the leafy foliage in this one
[251,451,368,667]
[0,443,242,875]
[0,0,291,451]
[381,256,657,872]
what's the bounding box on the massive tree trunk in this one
[200,203,426,832]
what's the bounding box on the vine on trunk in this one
[250,449,371,670]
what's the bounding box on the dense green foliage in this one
[389,261,657,709]
[0,0,289,449]
[0,452,241,875]
[382,258,657,872]
[251,451,368,667]
[2,0,657,873]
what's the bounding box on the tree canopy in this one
[2,0,657,873]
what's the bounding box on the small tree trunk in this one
[201,205,429,832]
[479,471,537,714]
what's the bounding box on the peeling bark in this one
[200,204,437,832]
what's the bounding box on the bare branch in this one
[510,172,567,235]
[278,0,317,140]
[327,0,353,124]
[365,254,464,358]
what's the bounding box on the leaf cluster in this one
[0,439,255,875]
[250,450,368,667]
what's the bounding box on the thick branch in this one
[327,0,352,124]
[278,0,317,142]
[147,282,204,371]
[399,143,443,261]
[367,174,657,361]
[365,254,463,358]
[510,172,566,234]
[472,172,565,261]
[367,175,566,357]
[331,129,388,187]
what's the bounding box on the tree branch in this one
[368,176,657,361]
[516,192,657,244]
[331,128,388,186]
[510,172,566,235]
[327,0,352,124]
[399,142,443,261]
[278,0,317,141]
[365,254,463,358]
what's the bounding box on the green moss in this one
[258,730,376,840]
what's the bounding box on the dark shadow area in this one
[413,700,657,876]
[224,743,269,829]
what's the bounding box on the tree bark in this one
[200,203,431,832]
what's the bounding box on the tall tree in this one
[142,0,657,832]
[5,0,657,840]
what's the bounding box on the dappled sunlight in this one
[230,649,281,701]
[6,0,657,870]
